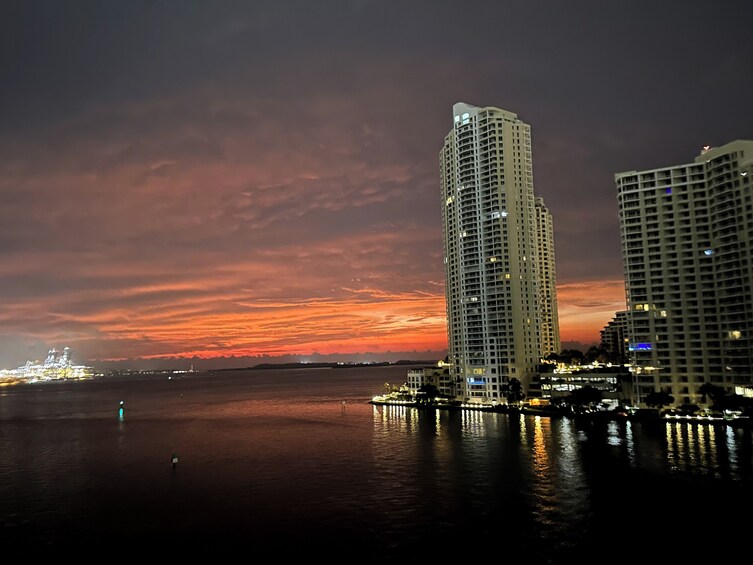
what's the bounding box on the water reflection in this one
[529,416,555,525]
[625,420,636,464]
[664,421,745,478]
[727,426,738,471]
[460,407,487,438]
[372,406,753,487]
[370,405,753,562]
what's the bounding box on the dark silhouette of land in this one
[215,360,435,371]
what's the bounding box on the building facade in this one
[600,310,630,364]
[441,102,557,402]
[535,197,561,357]
[616,140,753,406]
[406,361,452,397]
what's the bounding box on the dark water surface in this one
[2,366,752,562]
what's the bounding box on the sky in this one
[1,1,752,369]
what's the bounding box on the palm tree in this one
[645,390,674,409]
[502,377,525,405]
[699,382,726,407]
[417,384,440,405]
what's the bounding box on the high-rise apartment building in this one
[600,310,630,364]
[440,102,557,402]
[616,140,753,406]
[535,197,561,357]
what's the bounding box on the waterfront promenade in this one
[370,395,752,428]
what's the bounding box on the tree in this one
[502,377,525,404]
[699,383,726,407]
[567,385,604,409]
[718,393,747,412]
[645,390,675,409]
[560,349,586,364]
[416,384,440,405]
[584,346,610,364]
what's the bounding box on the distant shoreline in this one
[215,360,436,371]
[1,360,438,384]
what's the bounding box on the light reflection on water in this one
[663,420,746,478]
[2,369,752,562]
[372,405,752,481]
[371,404,753,558]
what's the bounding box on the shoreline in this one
[369,398,752,428]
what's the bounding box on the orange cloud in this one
[556,279,626,344]
[0,78,628,368]
[91,288,448,361]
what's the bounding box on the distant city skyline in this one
[1,2,751,369]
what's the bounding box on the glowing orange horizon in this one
[87,278,625,362]
[0,91,628,368]
[556,279,626,344]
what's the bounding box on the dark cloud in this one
[1,0,751,367]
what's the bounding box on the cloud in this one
[556,279,626,344]
[3,2,750,368]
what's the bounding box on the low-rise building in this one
[406,360,452,396]
[538,362,632,406]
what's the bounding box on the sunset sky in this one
[1,1,751,369]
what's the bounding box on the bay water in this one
[1,365,751,562]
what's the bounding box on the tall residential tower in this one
[535,196,561,357]
[616,140,753,406]
[440,102,558,402]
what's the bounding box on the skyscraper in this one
[535,197,561,357]
[600,310,630,364]
[440,102,557,402]
[616,140,753,406]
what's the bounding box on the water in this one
[1,366,752,562]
